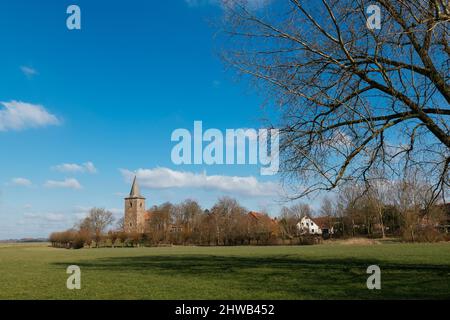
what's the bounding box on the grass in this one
[0,242,449,299]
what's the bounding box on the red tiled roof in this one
[144,211,153,221]
[248,211,278,225]
[311,216,333,229]
[248,211,266,220]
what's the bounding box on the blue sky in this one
[0,0,299,239]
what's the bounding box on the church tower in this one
[124,176,146,233]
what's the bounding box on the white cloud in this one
[83,162,97,173]
[40,213,66,222]
[108,208,124,221]
[52,161,97,174]
[72,206,91,220]
[10,177,32,187]
[20,66,38,78]
[44,178,82,190]
[23,212,66,222]
[109,208,123,215]
[0,101,60,132]
[121,167,279,197]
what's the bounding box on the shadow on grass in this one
[53,253,450,299]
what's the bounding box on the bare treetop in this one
[222,0,449,200]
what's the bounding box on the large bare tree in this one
[222,0,449,199]
[78,208,114,247]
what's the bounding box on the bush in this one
[71,235,85,249]
[415,226,444,243]
[299,235,322,245]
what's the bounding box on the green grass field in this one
[1,243,449,299]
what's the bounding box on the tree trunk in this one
[379,208,386,239]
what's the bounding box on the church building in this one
[124,177,146,233]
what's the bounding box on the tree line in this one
[50,176,449,249]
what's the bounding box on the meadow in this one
[0,242,449,299]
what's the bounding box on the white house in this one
[297,216,322,235]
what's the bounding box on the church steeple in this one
[129,176,145,199]
[124,176,146,233]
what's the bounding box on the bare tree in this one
[180,199,203,244]
[365,176,391,238]
[320,197,335,217]
[211,197,247,245]
[290,202,313,218]
[278,206,298,237]
[115,217,125,231]
[79,208,114,247]
[389,170,441,240]
[147,202,173,245]
[320,196,337,236]
[337,184,365,236]
[278,202,312,237]
[222,0,450,199]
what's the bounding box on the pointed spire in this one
[129,176,144,198]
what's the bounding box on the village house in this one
[313,217,335,237]
[247,211,277,226]
[297,216,335,237]
[247,211,278,234]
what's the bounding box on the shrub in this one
[71,234,86,249]
[299,235,322,245]
[415,226,444,243]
